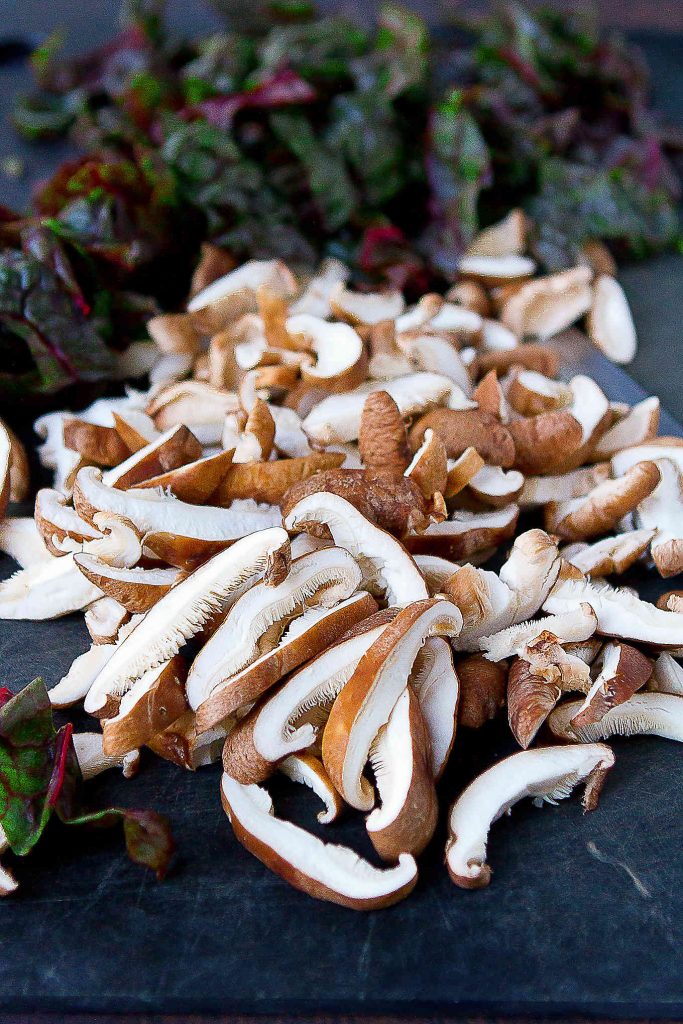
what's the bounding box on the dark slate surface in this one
[0,6,682,1019]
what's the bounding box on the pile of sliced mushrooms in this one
[2,209,682,908]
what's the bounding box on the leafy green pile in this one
[3,0,680,399]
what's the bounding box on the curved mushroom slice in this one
[409,409,515,468]
[216,452,344,507]
[468,466,524,508]
[522,633,592,693]
[404,430,448,500]
[187,547,363,711]
[634,458,683,577]
[102,655,189,755]
[405,505,519,563]
[323,599,462,811]
[459,254,535,286]
[519,463,611,507]
[561,529,654,577]
[499,529,561,623]
[74,555,180,613]
[587,275,637,364]
[549,693,683,744]
[0,419,29,504]
[569,642,653,730]
[445,564,518,649]
[74,467,281,540]
[648,653,683,697]
[63,418,131,467]
[131,449,235,504]
[479,604,598,662]
[396,332,471,395]
[284,492,428,606]
[187,259,297,333]
[445,744,614,889]
[85,597,130,645]
[302,373,460,446]
[473,344,559,381]
[148,709,233,770]
[284,314,365,393]
[507,370,572,416]
[507,657,562,749]
[592,397,660,459]
[409,637,459,779]
[414,554,462,595]
[72,732,140,781]
[0,552,103,620]
[445,448,486,498]
[222,611,395,784]
[35,488,102,555]
[455,654,507,730]
[290,259,349,319]
[358,391,411,479]
[466,209,528,259]
[49,642,120,708]
[0,518,52,568]
[471,370,509,419]
[543,576,683,648]
[366,688,438,861]
[424,302,483,347]
[329,283,405,326]
[147,311,201,356]
[196,592,378,733]
[221,774,417,909]
[279,753,344,824]
[103,425,203,489]
[501,267,593,340]
[83,527,290,718]
[545,461,660,541]
[147,381,239,437]
[611,438,683,479]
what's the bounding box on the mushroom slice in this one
[72,732,140,781]
[187,259,297,333]
[323,599,462,811]
[147,710,233,770]
[0,518,52,568]
[611,438,683,479]
[405,505,519,562]
[221,774,417,910]
[634,458,683,577]
[62,419,131,467]
[366,688,438,861]
[35,488,102,555]
[409,408,515,468]
[190,242,237,298]
[501,267,593,340]
[83,527,290,717]
[74,467,281,541]
[147,312,200,356]
[285,314,365,393]
[507,657,562,749]
[592,396,660,459]
[499,529,561,623]
[195,593,378,733]
[396,332,471,395]
[472,370,509,419]
[409,637,459,779]
[480,319,519,353]
[103,425,203,489]
[446,280,490,318]
[444,448,486,498]
[561,530,654,577]
[222,611,395,783]
[359,391,411,479]
[468,466,524,508]
[414,554,462,595]
[507,370,572,417]
[523,633,592,693]
[279,754,344,824]
[543,577,683,648]
[587,275,637,364]
[479,604,598,662]
[0,552,103,620]
[519,463,611,507]
[456,654,507,729]
[444,564,518,649]
[445,744,615,889]
[569,642,653,729]
[473,344,559,381]
[131,449,235,504]
[85,597,130,645]
[289,258,349,318]
[74,555,180,613]
[112,410,160,452]
[405,429,448,499]
[329,283,405,326]
[394,293,444,333]
[549,693,683,744]
[423,302,483,346]
[459,254,536,286]
[147,382,239,435]
[544,461,661,541]
[216,452,344,506]
[284,492,428,606]
[186,547,363,711]
[49,642,119,708]
[102,655,189,755]
[648,653,683,697]
[466,209,528,258]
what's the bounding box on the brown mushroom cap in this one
[569,642,653,729]
[409,408,515,468]
[358,391,411,478]
[62,419,131,467]
[405,504,519,562]
[472,344,559,381]
[507,657,562,748]
[102,655,189,754]
[104,424,203,489]
[544,461,661,541]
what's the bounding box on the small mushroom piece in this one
[35,488,102,555]
[445,564,518,649]
[0,518,52,568]
[423,302,483,345]
[146,382,239,437]
[62,419,131,467]
[471,370,509,419]
[499,529,561,623]
[444,447,486,498]
[103,424,203,489]
[409,408,515,468]
[366,688,438,861]
[648,653,683,697]
[131,449,235,504]
[519,463,611,507]
[280,754,344,824]
[479,604,598,662]
[396,332,471,395]
[507,657,562,749]
[72,732,140,781]
[561,529,654,577]
[394,293,444,333]
[112,410,160,452]
[569,642,653,729]
[405,504,519,562]
[85,597,130,645]
[74,555,180,613]
[83,527,290,718]
[284,492,428,606]
[285,314,366,393]
[190,242,236,298]
[405,429,448,499]
[549,693,683,744]
[358,391,411,479]
[289,259,349,318]
[507,370,572,416]
[611,438,683,479]
[473,344,559,381]
[221,774,417,910]
[467,466,524,508]
[480,319,519,353]
[102,655,189,755]
[501,267,593,340]
[446,280,490,318]
[522,633,592,693]
[445,744,615,888]
[587,275,637,364]
[635,458,683,577]
[329,283,405,325]
[409,637,459,779]
[458,254,536,286]
[188,259,297,333]
[49,642,119,708]
[545,461,661,541]
[323,599,462,811]
[466,209,528,258]
[592,397,660,459]
[147,312,201,356]
[455,654,508,729]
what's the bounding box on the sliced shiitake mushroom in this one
[544,461,660,541]
[569,642,653,729]
[409,636,459,779]
[549,693,683,744]
[102,655,189,755]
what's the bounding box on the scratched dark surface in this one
[0,2,682,1020]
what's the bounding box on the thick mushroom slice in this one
[587,275,637,364]
[366,688,438,861]
[500,267,593,340]
[131,449,235,504]
[323,599,462,811]
[35,488,102,555]
[466,209,528,258]
[186,547,362,712]
[444,448,486,498]
[216,452,344,507]
[83,527,290,718]
[63,418,131,467]
[455,654,508,729]
[0,518,52,568]
[507,657,562,749]
[85,597,130,645]
[405,505,519,562]
[289,258,349,318]
[611,438,683,479]
[102,655,189,755]
[445,564,518,649]
[221,774,417,910]
[0,552,103,620]
[445,744,615,888]
[634,458,683,577]
[569,642,653,729]
[284,314,365,392]
[329,283,405,326]
[187,259,297,333]
[548,693,683,744]
[284,492,428,606]
[544,461,661,541]
[648,653,683,697]
[459,254,536,286]
[146,381,239,438]
[479,604,598,662]
[49,641,122,708]
[74,467,282,541]
[507,370,572,416]
[222,611,395,784]
[467,466,524,508]
[409,408,515,468]
[279,754,344,824]
[519,464,611,507]
[413,554,462,595]
[473,343,559,381]
[498,529,561,623]
[396,332,472,395]
[409,637,459,780]
[592,396,660,459]
[561,529,654,577]
[74,556,180,613]
[102,424,203,489]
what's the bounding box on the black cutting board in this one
[0,7,683,1019]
